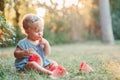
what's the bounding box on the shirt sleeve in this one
[17,39,27,50]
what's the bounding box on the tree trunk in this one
[0,0,4,16]
[99,0,114,44]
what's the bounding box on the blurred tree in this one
[98,0,114,44]
[1,0,37,47]
[110,0,120,40]
[0,0,4,15]
[37,0,94,42]
[1,0,117,46]
[36,0,72,44]
[4,0,37,27]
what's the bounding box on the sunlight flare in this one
[36,8,46,17]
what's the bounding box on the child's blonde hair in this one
[22,13,44,30]
[21,13,44,34]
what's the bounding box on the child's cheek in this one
[34,33,40,37]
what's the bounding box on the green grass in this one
[0,42,120,80]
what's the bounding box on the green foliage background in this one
[0,0,120,47]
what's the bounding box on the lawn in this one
[0,42,120,80]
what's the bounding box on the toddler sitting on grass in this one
[14,13,67,78]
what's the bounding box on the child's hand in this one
[24,48,40,57]
[39,38,50,49]
[39,38,49,45]
[39,37,51,56]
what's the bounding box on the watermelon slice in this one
[28,54,43,66]
[49,65,67,77]
[79,61,93,72]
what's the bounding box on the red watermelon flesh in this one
[49,65,67,77]
[79,61,93,72]
[28,54,41,64]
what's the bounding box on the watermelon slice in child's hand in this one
[28,54,43,66]
[79,61,93,72]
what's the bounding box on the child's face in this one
[26,20,44,41]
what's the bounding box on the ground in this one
[0,42,120,80]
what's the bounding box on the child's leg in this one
[24,61,53,75]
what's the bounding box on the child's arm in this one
[14,46,40,58]
[39,38,51,56]
[14,46,31,58]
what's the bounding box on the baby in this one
[14,14,67,78]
